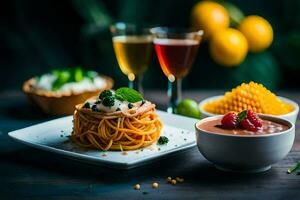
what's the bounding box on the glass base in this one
[167,78,182,113]
[167,107,173,114]
[128,74,143,94]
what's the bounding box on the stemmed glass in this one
[110,23,153,93]
[151,27,203,113]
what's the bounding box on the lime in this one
[175,99,201,119]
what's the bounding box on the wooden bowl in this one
[23,75,113,115]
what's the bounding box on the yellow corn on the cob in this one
[204,82,294,115]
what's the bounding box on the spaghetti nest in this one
[71,101,162,151]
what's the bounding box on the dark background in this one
[1,0,300,92]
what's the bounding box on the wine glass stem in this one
[167,78,182,113]
[128,74,143,94]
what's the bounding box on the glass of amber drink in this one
[110,23,153,93]
[151,27,203,113]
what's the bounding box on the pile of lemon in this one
[191,0,273,67]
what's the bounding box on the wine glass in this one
[110,23,153,93]
[151,27,203,113]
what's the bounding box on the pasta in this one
[71,101,162,151]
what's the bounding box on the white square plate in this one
[8,110,198,169]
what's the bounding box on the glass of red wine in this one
[151,27,203,113]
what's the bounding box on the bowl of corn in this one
[199,82,299,124]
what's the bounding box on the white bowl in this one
[199,95,299,124]
[195,115,295,173]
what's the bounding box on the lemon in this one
[191,1,230,39]
[175,99,201,119]
[209,28,248,67]
[238,15,273,53]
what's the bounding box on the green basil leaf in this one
[115,87,143,103]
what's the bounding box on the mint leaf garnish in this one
[237,110,247,123]
[115,87,143,103]
[115,94,125,101]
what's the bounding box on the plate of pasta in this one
[8,88,198,169]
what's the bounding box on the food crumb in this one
[166,177,172,182]
[171,179,177,185]
[122,152,128,155]
[102,154,107,157]
[152,182,159,189]
[134,184,141,190]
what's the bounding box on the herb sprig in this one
[287,161,300,174]
[157,136,169,145]
[115,87,144,103]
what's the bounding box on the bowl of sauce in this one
[195,115,295,173]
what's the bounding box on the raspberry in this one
[247,110,262,128]
[240,118,258,131]
[237,109,262,131]
[221,112,238,128]
[222,110,262,132]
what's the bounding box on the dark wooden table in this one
[1,90,300,200]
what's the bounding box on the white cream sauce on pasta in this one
[88,98,144,113]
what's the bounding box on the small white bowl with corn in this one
[199,95,299,124]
